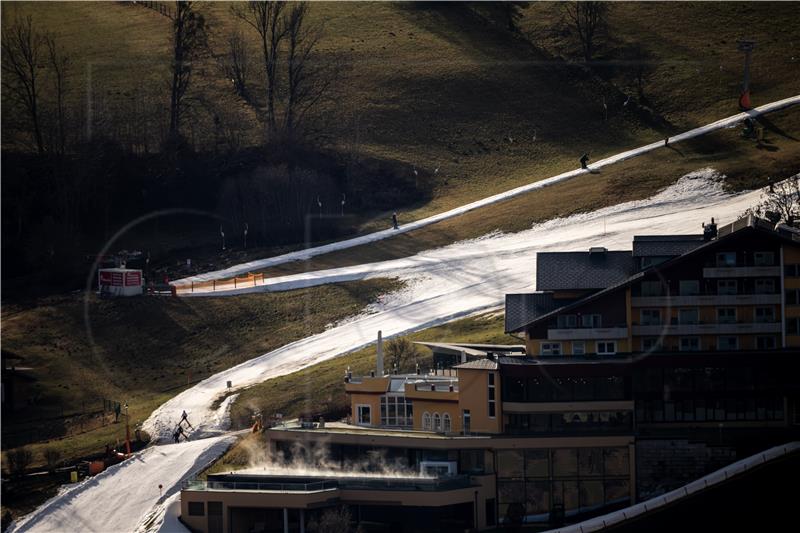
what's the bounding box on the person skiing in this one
[391,212,399,230]
[664,136,669,147]
[580,153,590,169]
[180,410,193,429]
[172,428,180,443]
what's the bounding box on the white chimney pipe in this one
[461,349,467,363]
[376,330,384,376]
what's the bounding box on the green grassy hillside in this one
[4,1,797,230]
[1,278,400,464]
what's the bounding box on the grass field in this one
[4,2,797,232]
[1,278,401,467]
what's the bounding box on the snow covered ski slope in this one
[176,95,799,285]
[11,435,236,533]
[143,169,771,444]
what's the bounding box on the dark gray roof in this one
[505,292,563,333]
[536,251,634,291]
[632,235,705,257]
[454,359,498,370]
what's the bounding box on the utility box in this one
[98,268,143,297]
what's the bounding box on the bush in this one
[5,447,33,477]
[43,448,62,473]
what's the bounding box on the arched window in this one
[423,412,432,431]
[433,413,442,431]
[442,413,451,433]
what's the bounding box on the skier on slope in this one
[580,153,590,169]
[180,410,193,429]
[392,212,399,230]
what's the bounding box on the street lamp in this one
[219,226,226,251]
[340,193,346,216]
[243,223,249,249]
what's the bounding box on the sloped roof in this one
[504,292,563,333]
[454,359,498,370]
[632,235,705,257]
[536,250,634,291]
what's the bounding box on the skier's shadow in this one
[666,144,685,156]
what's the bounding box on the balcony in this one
[547,326,628,340]
[631,294,781,307]
[632,322,781,336]
[702,266,781,278]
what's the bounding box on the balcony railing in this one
[702,266,781,278]
[547,326,628,340]
[182,475,473,493]
[631,294,781,307]
[632,322,781,336]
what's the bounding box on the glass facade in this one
[505,411,633,435]
[497,447,631,521]
[503,376,627,403]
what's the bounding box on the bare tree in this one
[284,2,325,141]
[221,29,252,103]
[169,1,207,140]
[232,1,287,137]
[45,34,69,155]
[2,16,46,153]
[385,337,420,373]
[749,176,800,226]
[564,1,607,63]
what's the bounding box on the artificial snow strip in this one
[176,94,799,286]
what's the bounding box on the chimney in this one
[416,363,421,375]
[376,330,384,376]
[461,350,467,364]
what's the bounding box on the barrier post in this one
[234,277,237,288]
[213,280,216,291]
[191,281,194,293]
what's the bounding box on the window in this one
[443,413,452,432]
[757,335,777,349]
[380,395,413,426]
[786,289,800,305]
[679,280,700,296]
[541,342,562,356]
[786,317,800,335]
[679,308,699,325]
[488,372,497,418]
[557,314,578,328]
[716,252,737,267]
[433,413,442,431]
[581,314,601,328]
[640,309,662,325]
[188,502,205,516]
[596,341,617,355]
[679,337,701,351]
[572,341,585,355]
[717,307,736,324]
[462,409,471,433]
[755,278,775,294]
[641,337,663,352]
[423,412,432,430]
[754,251,775,266]
[785,264,800,277]
[717,336,738,351]
[356,404,371,425]
[640,281,664,297]
[755,307,775,323]
[717,279,737,295]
